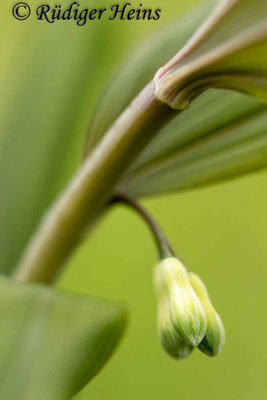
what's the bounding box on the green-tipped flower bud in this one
[189,272,225,357]
[158,257,207,347]
[154,264,193,359]
[160,311,194,360]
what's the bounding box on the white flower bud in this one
[154,264,193,359]
[189,272,225,357]
[158,258,207,346]
[159,310,194,360]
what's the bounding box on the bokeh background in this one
[1,0,267,399]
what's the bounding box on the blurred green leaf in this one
[0,277,126,400]
[119,91,267,196]
[0,2,129,275]
[155,0,267,109]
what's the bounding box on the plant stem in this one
[111,193,177,259]
[14,82,178,284]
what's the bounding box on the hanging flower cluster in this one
[154,257,225,360]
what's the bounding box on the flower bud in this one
[158,257,207,346]
[189,272,225,357]
[159,311,194,360]
[154,264,193,359]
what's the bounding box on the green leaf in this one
[85,0,213,154]
[154,0,267,110]
[118,90,267,196]
[85,0,267,197]
[0,277,127,400]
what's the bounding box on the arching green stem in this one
[14,82,177,284]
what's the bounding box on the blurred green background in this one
[1,0,267,399]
